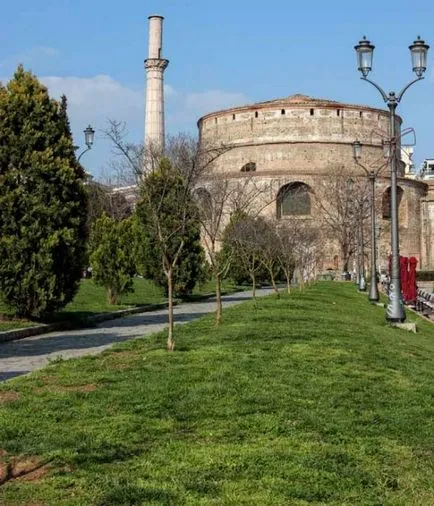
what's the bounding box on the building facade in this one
[198,94,434,271]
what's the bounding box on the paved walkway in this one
[0,289,272,382]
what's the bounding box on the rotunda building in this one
[198,94,431,271]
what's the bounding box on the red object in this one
[401,256,409,302]
[407,257,418,302]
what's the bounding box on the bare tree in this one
[225,214,264,299]
[256,219,281,297]
[194,174,273,325]
[275,220,297,294]
[294,220,322,289]
[314,168,371,273]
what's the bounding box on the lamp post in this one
[352,141,389,302]
[357,197,367,292]
[354,36,429,322]
[77,125,95,162]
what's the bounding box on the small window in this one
[337,109,340,116]
[241,162,256,172]
[382,187,403,219]
[359,111,363,118]
[281,109,285,115]
[255,111,258,118]
[310,109,314,116]
[232,114,235,120]
[215,117,218,124]
[277,182,312,217]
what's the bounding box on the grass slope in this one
[0,282,433,505]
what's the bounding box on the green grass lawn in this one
[0,282,433,505]
[0,319,35,332]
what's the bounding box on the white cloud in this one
[41,75,144,125]
[40,74,249,135]
[0,72,248,177]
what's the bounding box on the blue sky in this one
[1,0,433,180]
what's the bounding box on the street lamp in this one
[354,36,429,323]
[357,201,367,292]
[352,141,389,302]
[77,125,95,162]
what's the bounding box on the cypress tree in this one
[0,66,88,318]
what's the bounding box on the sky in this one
[1,0,433,180]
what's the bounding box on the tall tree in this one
[135,158,202,351]
[0,66,88,318]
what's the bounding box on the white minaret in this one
[144,15,169,151]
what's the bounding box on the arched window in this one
[382,186,403,220]
[241,162,256,172]
[277,182,312,218]
[194,187,212,220]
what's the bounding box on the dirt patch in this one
[104,351,138,370]
[0,455,52,487]
[19,464,51,482]
[0,391,19,404]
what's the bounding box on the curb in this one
[0,301,175,344]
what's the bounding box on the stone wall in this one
[198,95,431,270]
[421,181,434,270]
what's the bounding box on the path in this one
[0,289,273,382]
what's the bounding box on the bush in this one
[90,215,137,304]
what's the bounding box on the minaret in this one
[144,15,169,151]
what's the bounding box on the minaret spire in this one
[144,15,169,153]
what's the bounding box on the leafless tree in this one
[275,220,297,294]
[256,219,281,297]
[225,215,264,299]
[194,174,274,325]
[314,167,371,273]
[275,217,322,292]
[294,220,322,289]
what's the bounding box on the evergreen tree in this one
[90,215,137,304]
[0,66,88,318]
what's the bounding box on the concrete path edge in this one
[0,301,176,344]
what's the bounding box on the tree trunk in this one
[285,272,291,294]
[268,268,280,298]
[342,245,350,273]
[250,273,256,299]
[299,277,305,291]
[167,268,175,351]
[107,287,118,305]
[215,272,223,326]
